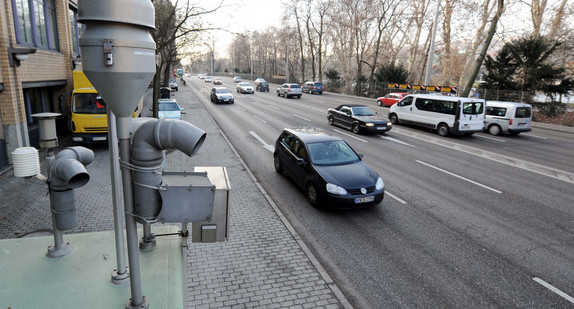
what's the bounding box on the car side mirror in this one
[180,107,184,111]
[296,158,307,165]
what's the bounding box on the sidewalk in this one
[0,85,351,308]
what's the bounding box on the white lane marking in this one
[253,115,267,124]
[386,191,407,204]
[332,129,369,143]
[392,128,574,184]
[533,277,574,304]
[292,114,311,122]
[416,160,502,194]
[379,135,414,147]
[249,131,275,152]
[267,105,280,110]
[474,134,507,143]
[522,133,548,140]
[236,106,246,111]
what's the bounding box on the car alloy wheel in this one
[328,115,335,125]
[307,184,319,208]
[437,123,450,136]
[277,91,280,96]
[284,92,289,98]
[352,122,360,134]
[390,114,399,124]
[377,100,382,106]
[488,124,502,136]
[274,155,283,174]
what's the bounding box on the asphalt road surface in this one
[183,75,574,309]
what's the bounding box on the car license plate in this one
[355,196,375,203]
[376,127,386,130]
[93,136,107,141]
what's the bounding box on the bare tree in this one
[151,0,223,117]
[460,0,505,97]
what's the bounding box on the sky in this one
[194,0,284,53]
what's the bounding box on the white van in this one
[389,94,485,136]
[484,101,532,135]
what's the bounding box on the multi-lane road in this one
[183,75,574,308]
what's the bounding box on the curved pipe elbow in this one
[50,147,94,189]
[132,118,206,163]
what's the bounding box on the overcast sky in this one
[195,0,284,52]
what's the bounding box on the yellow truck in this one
[70,71,142,143]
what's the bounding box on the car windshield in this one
[307,140,360,166]
[351,106,376,116]
[73,93,107,114]
[158,102,179,111]
[290,84,301,88]
[239,83,252,87]
[216,88,231,94]
[314,83,323,87]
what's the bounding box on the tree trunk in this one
[460,0,505,97]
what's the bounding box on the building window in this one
[68,6,83,57]
[12,0,59,51]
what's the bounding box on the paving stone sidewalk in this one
[0,85,351,308]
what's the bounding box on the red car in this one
[376,92,408,107]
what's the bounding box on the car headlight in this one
[375,177,384,191]
[387,122,392,126]
[366,123,374,127]
[326,183,347,195]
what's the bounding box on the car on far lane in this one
[327,104,392,134]
[210,87,235,104]
[233,76,242,83]
[169,79,178,91]
[156,99,184,119]
[277,83,302,98]
[302,81,324,94]
[273,127,385,208]
[254,78,266,86]
[376,92,408,107]
[204,76,212,83]
[212,78,223,85]
[236,82,255,94]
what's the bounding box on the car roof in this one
[486,101,532,107]
[284,127,341,143]
[337,104,370,108]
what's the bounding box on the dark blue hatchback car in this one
[273,127,384,209]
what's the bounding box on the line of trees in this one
[220,0,572,99]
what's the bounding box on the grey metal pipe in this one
[117,116,146,306]
[107,109,129,285]
[49,147,94,231]
[131,118,206,220]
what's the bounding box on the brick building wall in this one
[0,0,75,168]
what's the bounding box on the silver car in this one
[277,83,302,99]
[236,82,254,94]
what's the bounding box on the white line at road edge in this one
[253,115,267,124]
[522,133,548,139]
[332,129,369,143]
[249,131,275,152]
[292,114,311,122]
[533,277,574,304]
[392,128,574,184]
[416,160,502,194]
[379,135,414,147]
[474,134,506,143]
[386,191,407,204]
